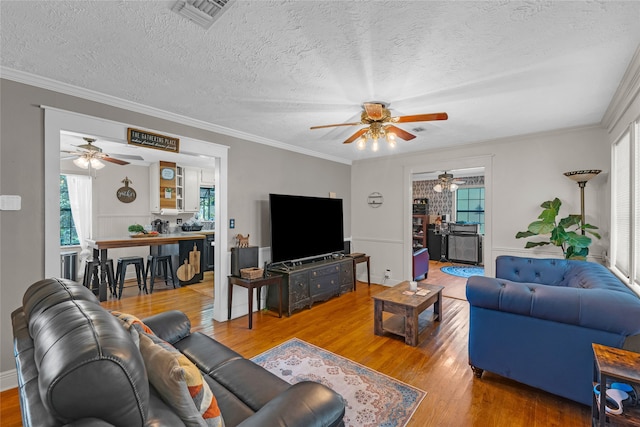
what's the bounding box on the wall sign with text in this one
[116,177,137,203]
[127,128,180,153]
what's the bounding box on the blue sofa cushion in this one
[469,256,640,336]
[467,276,640,335]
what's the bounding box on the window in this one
[455,187,485,234]
[200,187,215,221]
[60,175,79,246]
[611,120,640,296]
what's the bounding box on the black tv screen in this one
[269,194,344,263]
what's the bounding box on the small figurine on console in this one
[236,233,250,248]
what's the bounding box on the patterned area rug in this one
[441,265,484,278]
[251,338,426,427]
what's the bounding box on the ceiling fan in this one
[62,138,143,169]
[310,102,448,151]
[433,171,465,192]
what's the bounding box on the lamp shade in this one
[73,156,89,169]
[564,169,601,183]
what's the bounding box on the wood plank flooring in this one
[1,263,590,426]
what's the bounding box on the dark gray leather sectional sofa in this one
[12,278,345,427]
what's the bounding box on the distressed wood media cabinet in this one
[266,257,354,316]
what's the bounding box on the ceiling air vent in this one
[172,0,234,29]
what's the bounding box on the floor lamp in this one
[563,169,601,234]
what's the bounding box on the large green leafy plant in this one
[515,198,600,260]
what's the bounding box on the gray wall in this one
[0,78,351,376]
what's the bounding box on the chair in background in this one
[115,256,147,299]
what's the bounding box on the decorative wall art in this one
[116,177,137,203]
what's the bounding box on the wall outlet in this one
[384,269,391,279]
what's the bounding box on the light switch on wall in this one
[0,195,21,210]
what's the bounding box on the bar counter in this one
[87,233,207,301]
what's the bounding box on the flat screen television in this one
[269,193,344,263]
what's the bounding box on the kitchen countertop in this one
[87,233,207,250]
[181,230,215,235]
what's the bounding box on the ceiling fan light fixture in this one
[73,156,89,169]
[356,137,366,150]
[90,158,105,170]
[433,171,464,192]
[372,139,379,152]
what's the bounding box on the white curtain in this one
[66,174,92,277]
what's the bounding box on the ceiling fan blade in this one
[343,128,368,144]
[101,156,130,166]
[363,103,384,121]
[385,125,416,141]
[310,122,362,130]
[392,112,448,123]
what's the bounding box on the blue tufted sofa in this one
[466,255,640,406]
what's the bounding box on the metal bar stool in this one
[83,258,115,296]
[115,256,147,299]
[145,254,176,293]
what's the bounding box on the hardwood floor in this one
[1,265,590,426]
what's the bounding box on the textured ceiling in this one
[2,1,640,163]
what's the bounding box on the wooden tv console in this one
[266,257,354,316]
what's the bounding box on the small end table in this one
[350,253,370,287]
[592,343,640,426]
[228,274,282,329]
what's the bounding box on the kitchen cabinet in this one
[151,163,199,213]
[202,233,215,271]
[183,166,200,212]
[149,161,177,213]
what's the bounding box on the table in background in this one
[228,274,282,329]
[372,281,443,346]
[349,253,370,287]
[87,233,206,301]
[591,343,640,426]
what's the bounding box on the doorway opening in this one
[403,156,493,280]
[44,106,229,322]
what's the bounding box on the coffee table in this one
[372,281,443,346]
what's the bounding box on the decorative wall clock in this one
[367,192,383,208]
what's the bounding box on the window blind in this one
[613,131,630,277]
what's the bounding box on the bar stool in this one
[82,258,116,296]
[115,256,147,299]
[145,254,176,293]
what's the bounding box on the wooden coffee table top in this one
[372,281,443,308]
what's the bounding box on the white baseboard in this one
[1,369,18,391]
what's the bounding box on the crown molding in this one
[0,67,352,165]
[601,44,640,133]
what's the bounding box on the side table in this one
[228,274,282,329]
[592,343,640,426]
[350,253,370,287]
[372,281,443,346]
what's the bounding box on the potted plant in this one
[128,224,145,236]
[515,198,600,260]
